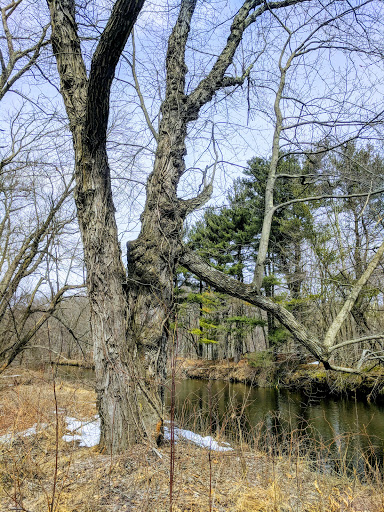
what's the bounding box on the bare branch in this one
[178,183,213,216]
[0,285,85,373]
[186,0,307,121]
[122,30,159,142]
[329,334,384,354]
[179,246,330,365]
[85,0,146,148]
[273,187,384,213]
[323,240,384,349]
[0,178,74,323]
[0,26,50,100]
[219,62,253,88]
[326,363,361,374]
[1,0,50,100]
[178,123,219,215]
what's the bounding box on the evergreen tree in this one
[187,153,317,353]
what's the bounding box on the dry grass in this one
[0,367,383,512]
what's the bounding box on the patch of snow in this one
[63,416,100,447]
[23,425,40,436]
[164,425,233,452]
[62,416,231,452]
[0,374,21,378]
[1,415,232,453]
[309,361,320,365]
[0,423,47,444]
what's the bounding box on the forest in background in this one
[2,0,384,451]
[13,143,384,375]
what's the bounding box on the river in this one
[168,379,384,477]
[56,366,384,477]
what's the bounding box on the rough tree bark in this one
[47,0,149,452]
[47,0,313,452]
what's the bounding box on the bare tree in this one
[47,0,332,452]
[0,116,82,370]
[45,0,384,453]
[250,2,384,292]
[0,0,84,372]
[0,0,50,101]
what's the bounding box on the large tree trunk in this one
[47,0,161,452]
[77,146,164,450]
[125,167,185,435]
[48,0,309,452]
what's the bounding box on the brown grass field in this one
[0,366,383,511]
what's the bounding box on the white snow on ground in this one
[164,425,233,452]
[62,416,100,447]
[309,361,320,365]
[62,416,233,452]
[0,423,47,443]
[0,415,232,452]
[0,416,100,447]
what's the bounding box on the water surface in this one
[55,365,384,476]
[166,379,384,477]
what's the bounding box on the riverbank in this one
[0,366,383,511]
[28,354,384,401]
[177,356,384,401]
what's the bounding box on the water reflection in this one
[52,366,384,477]
[166,379,384,477]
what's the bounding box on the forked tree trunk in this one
[47,0,163,452]
[78,147,166,450]
[48,0,309,452]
